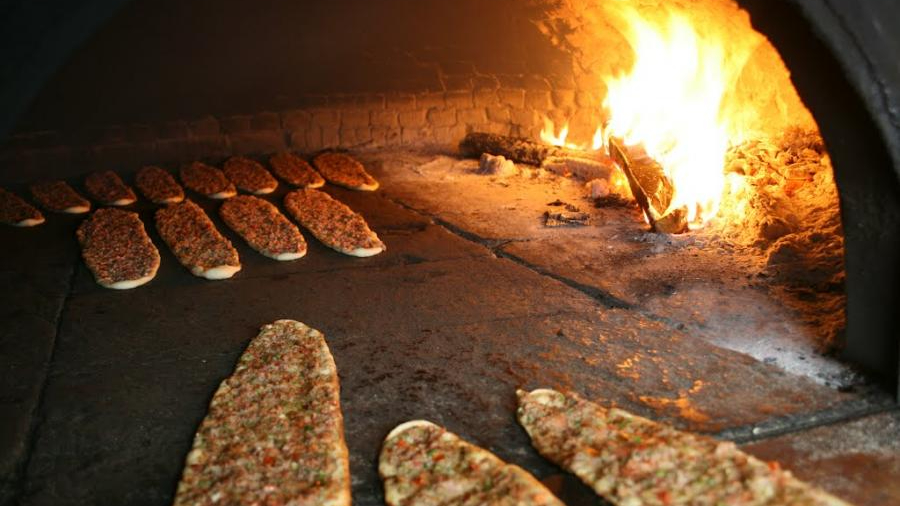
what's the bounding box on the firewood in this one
[459,132,563,166]
[607,137,688,234]
[459,132,616,181]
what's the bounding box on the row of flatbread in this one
[0,151,374,226]
[173,319,853,506]
[79,189,385,289]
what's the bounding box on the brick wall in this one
[0,82,603,184]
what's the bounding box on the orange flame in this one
[540,118,586,150]
[602,7,755,227]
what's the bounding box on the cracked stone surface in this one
[742,411,900,506]
[367,151,859,387]
[0,155,893,506]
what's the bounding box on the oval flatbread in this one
[283,189,385,257]
[516,389,853,506]
[180,161,236,199]
[313,152,379,191]
[173,320,350,506]
[223,156,278,194]
[30,180,91,214]
[219,195,307,261]
[76,208,160,289]
[0,188,44,226]
[84,170,137,206]
[155,200,241,279]
[269,152,325,188]
[380,420,564,506]
[135,166,184,204]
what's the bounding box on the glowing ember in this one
[602,6,756,228]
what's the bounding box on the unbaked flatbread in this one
[173,320,350,506]
[516,389,852,506]
[380,420,563,506]
[77,208,160,289]
[223,156,278,194]
[269,152,325,188]
[283,189,385,257]
[0,188,45,226]
[84,170,137,206]
[155,200,241,279]
[219,195,307,261]
[135,166,184,204]
[180,161,237,199]
[313,152,379,191]
[30,180,91,214]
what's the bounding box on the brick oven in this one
[1,0,898,505]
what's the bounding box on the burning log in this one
[607,137,689,234]
[459,132,613,180]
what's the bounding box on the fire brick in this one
[474,89,499,107]
[398,109,428,128]
[321,125,340,148]
[486,106,511,123]
[457,108,488,125]
[552,89,577,109]
[426,109,458,127]
[445,90,475,109]
[417,92,446,110]
[282,109,312,131]
[498,88,526,108]
[189,116,220,138]
[371,110,399,128]
[525,90,553,111]
[250,112,281,131]
[341,110,370,128]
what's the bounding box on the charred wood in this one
[608,136,689,234]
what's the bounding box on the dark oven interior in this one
[1,1,899,505]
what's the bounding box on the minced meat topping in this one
[0,188,44,225]
[84,170,136,204]
[516,389,851,506]
[173,320,349,506]
[312,152,378,190]
[379,422,563,506]
[219,196,306,258]
[135,166,184,204]
[180,161,235,196]
[76,208,160,286]
[283,189,384,254]
[222,156,278,193]
[269,152,325,188]
[155,200,240,271]
[30,180,91,212]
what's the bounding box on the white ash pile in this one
[714,128,846,349]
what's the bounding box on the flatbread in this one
[76,208,160,289]
[223,156,278,194]
[84,170,137,206]
[30,180,91,214]
[173,320,350,506]
[135,166,184,204]
[312,152,379,191]
[516,389,852,506]
[283,189,385,257]
[269,152,325,188]
[380,420,564,506]
[180,161,237,199]
[219,195,307,261]
[155,200,241,279]
[0,188,45,226]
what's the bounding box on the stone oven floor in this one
[1,149,898,506]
